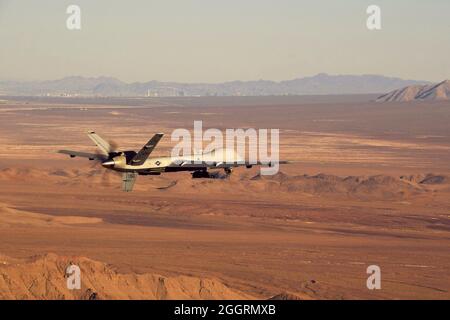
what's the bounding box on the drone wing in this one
[58,150,106,161]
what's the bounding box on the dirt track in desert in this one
[0,96,449,299]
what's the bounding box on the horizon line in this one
[0,73,436,85]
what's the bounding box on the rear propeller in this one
[88,139,121,186]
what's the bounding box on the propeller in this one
[88,139,121,187]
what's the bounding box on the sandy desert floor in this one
[0,95,449,299]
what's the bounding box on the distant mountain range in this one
[376,80,450,102]
[0,74,431,97]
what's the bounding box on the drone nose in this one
[102,160,115,168]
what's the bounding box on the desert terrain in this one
[0,95,449,299]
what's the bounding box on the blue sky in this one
[0,0,449,82]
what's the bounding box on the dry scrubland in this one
[0,96,449,299]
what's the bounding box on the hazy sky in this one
[0,0,449,82]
